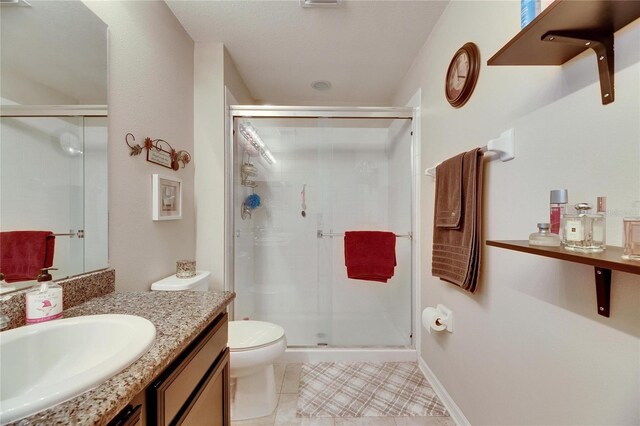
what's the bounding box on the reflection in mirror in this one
[0,0,108,106]
[0,1,108,293]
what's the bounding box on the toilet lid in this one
[228,321,285,350]
[150,271,210,291]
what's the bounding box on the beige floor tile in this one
[274,394,334,426]
[334,417,396,426]
[274,363,286,394]
[394,416,456,426]
[281,363,303,394]
[231,411,276,426]
[231,393,280,426]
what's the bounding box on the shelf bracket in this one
[542,31,614,105]
[594,267,611,317]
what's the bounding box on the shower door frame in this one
[226,105,418,349]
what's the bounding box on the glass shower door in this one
[231,113,413,348]
[316,118,413,347]
[232,117,332,346]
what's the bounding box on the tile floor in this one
[231,364,456,426]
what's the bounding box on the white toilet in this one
[228,320,286,420]
[150,272,287,421]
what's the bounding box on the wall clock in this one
[445,42,480,108]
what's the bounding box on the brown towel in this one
[432,148,484,292]
[434,153,463,229]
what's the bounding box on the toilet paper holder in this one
[433,304,453,332]
[436,304,453,333]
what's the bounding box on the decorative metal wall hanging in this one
[125,133,191,170]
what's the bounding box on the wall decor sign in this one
[152,174,182,221]
[125,133,191,170]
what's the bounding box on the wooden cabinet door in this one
[177,349,230,426]
[151,313,228,425]
[107,404,143,426]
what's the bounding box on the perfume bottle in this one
[529,223,561,247]
[593,196,607,250]
[562,202,605,253]
[622,217,640,260]
[550,189,568,235]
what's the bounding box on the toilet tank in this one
[150,271,210,292]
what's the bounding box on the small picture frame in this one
[152,174,182,221]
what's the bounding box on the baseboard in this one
[418,356,470,426]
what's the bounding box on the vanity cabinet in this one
[109,313,230,426]
[109,404,143,426]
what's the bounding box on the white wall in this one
[393,2,640,425]
[194,42,225,291]
[1,68,79,105]
[224,47,253,105]
[85,1,195,292]
[194,43,254,291]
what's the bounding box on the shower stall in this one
[227,106,417,352]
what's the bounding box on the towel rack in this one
[424,128,515,178]
[50,230,84,238]
[317,230,413,239]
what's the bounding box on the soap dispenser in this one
[26,267,63,324]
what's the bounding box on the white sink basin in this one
[0,314,156,424]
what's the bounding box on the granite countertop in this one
[11,290,235,426]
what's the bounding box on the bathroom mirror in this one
[0,1,108,293]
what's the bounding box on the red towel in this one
[0,231,55,283]
[344,231,396,283]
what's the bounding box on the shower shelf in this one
[486,240,640,318]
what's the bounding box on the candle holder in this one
[176,260,196,278]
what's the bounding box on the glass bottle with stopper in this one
[529,222,561,247]
[562,202,605,253]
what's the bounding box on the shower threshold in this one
[279,346,417,363]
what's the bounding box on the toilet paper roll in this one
[422,307,446,334]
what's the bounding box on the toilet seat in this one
[229,321,285,352]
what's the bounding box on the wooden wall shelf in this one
[487,0,640,105]
[486,240,640,318]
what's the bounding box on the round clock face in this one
[446,51,469,100]
[445,43,480,108]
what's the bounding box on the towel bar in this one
[317,230,412,239]
[425,128,515,178]
[50,230,84,238]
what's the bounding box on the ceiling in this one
[166,0,449,106]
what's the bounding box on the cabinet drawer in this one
[153,313,228,425]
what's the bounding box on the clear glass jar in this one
[622,217,640,260]
[529,223,561,247]
[562,203,605,253]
